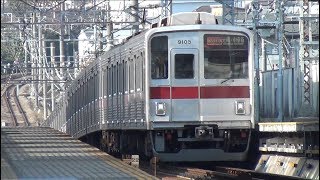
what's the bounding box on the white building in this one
[78,29,95,66]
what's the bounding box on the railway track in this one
[205,166,305,180]
[1,73,22,83]
[130,160,305,180]
[4,86,17,126]
[1,74,11,81]
[3,84,29,127]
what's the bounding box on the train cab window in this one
[175,54,194,79]
[203,34,249,79]
[151,36,168,79]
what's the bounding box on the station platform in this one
[1,127,156,179]
[258,117,319,132]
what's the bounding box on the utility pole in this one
[106,1,113,51]
[298,0,318,117]
[161,0,172,18]
[31,12,39,108]
[42,34,47,119]
[215,0,235,25]
[276,0,284,121]
[261,39,266,72]
[252,0,260,123]
[38,16,43,115]
[50,42,55,112]
[93,3,97,58]
[23,14,28,73]
[130,0,139,34]
[60,2,65,80]
[74,51,80,78]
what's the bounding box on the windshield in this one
[175,54,194,79]
[204,34,249,79]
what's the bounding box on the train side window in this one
[89,77,92,102]
[107,68,110,97]
[82,79,86,105]
[79,83,82,107]
[129,59,135,93]
[119,62,123,94]
[71,91,74,114]
[92,76,95,101]
[111,66,114,95]
[75,89,78,111]
[108,67,112,97]
[95,73,98,100]
[85,79,88,105]
[141,51,145,91]
[103,69,108,98]
[151,36,168,79]
[124,61,128,94]
[175,54,194,79]
[89,77,93,102]
[135,55,142,91]
[113,65,117,96]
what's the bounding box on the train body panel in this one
[146,25,254,129]
[44,12,257,162]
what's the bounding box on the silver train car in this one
[45,12,255,162]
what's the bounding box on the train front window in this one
[203,34,249,79]
[175,54,194,79]
[151,36,168,79]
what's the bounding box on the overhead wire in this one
[6,0,171,85]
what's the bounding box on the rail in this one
[138,162,305,180]
[206,166,304,180]
[12,85,30,126]
[4,85,18,126]
[3,84,29,127]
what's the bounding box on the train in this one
[45,12,255,162]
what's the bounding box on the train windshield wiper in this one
[220,76,233,84]
[220,71,234,84]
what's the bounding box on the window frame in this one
[203,34,249,80]
[150,35,169,80]
[174,54,195,79]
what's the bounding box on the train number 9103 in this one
[177,40,191,44]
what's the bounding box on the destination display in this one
[204,34,248,50]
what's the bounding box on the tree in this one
[1,39,24,63]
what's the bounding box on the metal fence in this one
[260,62,319,120]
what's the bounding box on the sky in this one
[110,0,221,42]
[172,1,217,13]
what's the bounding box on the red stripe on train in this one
[150,87,170,99]
[150,86,249,99]
[200,86,250,98]
[172,87,198,99]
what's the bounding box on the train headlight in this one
[155,102,166,116]
[235,101,245,115]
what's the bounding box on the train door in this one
[170,48,199,121]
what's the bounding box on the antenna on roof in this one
[195,13,202,24]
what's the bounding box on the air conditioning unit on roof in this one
[159,12,217,27]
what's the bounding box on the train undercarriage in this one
[97,126,251,162]
[78,120,319,179]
